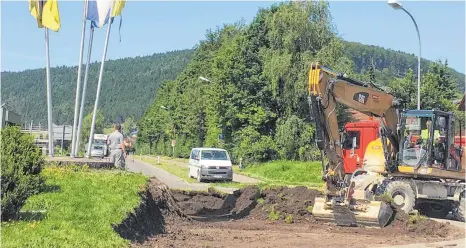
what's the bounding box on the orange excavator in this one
[307,63,465,227]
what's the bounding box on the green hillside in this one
[1,49,192,125]
[344,41,465,91]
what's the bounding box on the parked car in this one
[93,134,109,157]
[85,142,105,158]
[188,148,233,182]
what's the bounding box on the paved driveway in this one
[127,158,239,193]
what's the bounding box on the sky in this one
[1,1,465,74]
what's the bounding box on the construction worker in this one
[124,137,134,162]
[421,120,440,141]
[107,124,126,169]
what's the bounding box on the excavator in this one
[307,63,465,228]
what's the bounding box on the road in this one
[127,158,257,194]
[147,155,261,184]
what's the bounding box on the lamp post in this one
[199,76,225,146]
[388,0,422,110]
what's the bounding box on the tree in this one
[1,127,44,221]
[123,116,136,135]
[388,68,416,109]
[80,109,105,149]
[420,60,458,111]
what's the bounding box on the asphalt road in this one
[153,155,262,184]
[127,158,249,194]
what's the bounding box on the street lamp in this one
[388,0,422,110]
[199,76,225,147]
[199,76,212,83]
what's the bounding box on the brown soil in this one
[248,186,321,223]
[119,178,464,247]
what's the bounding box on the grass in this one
[1,165,148,248]
[408,213,428,225]
[307,206,314,213]
[141,156,197,183]
[235,160,325,188]
[140,156,246,189]
[268,205,281,221]
[285,214,294,224]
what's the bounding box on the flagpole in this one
[86,19,112,158]
[75,25,94,156]
[45,28,54,157]
[71,0,89,157]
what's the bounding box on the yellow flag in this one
[111,0,126,18]
[28,0,60,32]
[42,0,60,31]
[28,0,43,28]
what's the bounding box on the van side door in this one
[188,149,196,173]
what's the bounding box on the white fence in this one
[21,124,72,141]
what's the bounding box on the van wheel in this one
[385,180,415,214]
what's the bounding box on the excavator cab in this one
[398,110,464,176]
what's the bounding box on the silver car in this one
[188,148,233,182]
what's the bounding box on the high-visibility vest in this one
[421,129,440,140]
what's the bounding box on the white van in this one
[188,148,233,182]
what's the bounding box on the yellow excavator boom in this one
[307,63,398,228]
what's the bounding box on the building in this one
[0,103,22,128]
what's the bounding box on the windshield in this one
[94,139,106,145]
[402,148,427,166]
[201,150,229,160]
[401,115,433,167]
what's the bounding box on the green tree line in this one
[138,1,464,163]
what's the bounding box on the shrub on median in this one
[1,126,44,221]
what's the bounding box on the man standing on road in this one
[107,124,126,169]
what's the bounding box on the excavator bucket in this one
[312,197,393,228]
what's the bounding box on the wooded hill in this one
[1,2,463,130]
[136,1,464,163]
[1,49,192,125]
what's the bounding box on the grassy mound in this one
[237,160,324,187]
[1,165,148,248]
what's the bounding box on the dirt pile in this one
[170,186,261,219]
[249,186,322,223]
[386,210,453,237]
[117,179,463,247]
[113,179,188,243]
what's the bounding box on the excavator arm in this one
[308,63,401,190]
[308,63,400,227]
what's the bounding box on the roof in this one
[192,147,227,151]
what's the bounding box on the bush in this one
[276,115,315,160]
[1,126,44,221]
